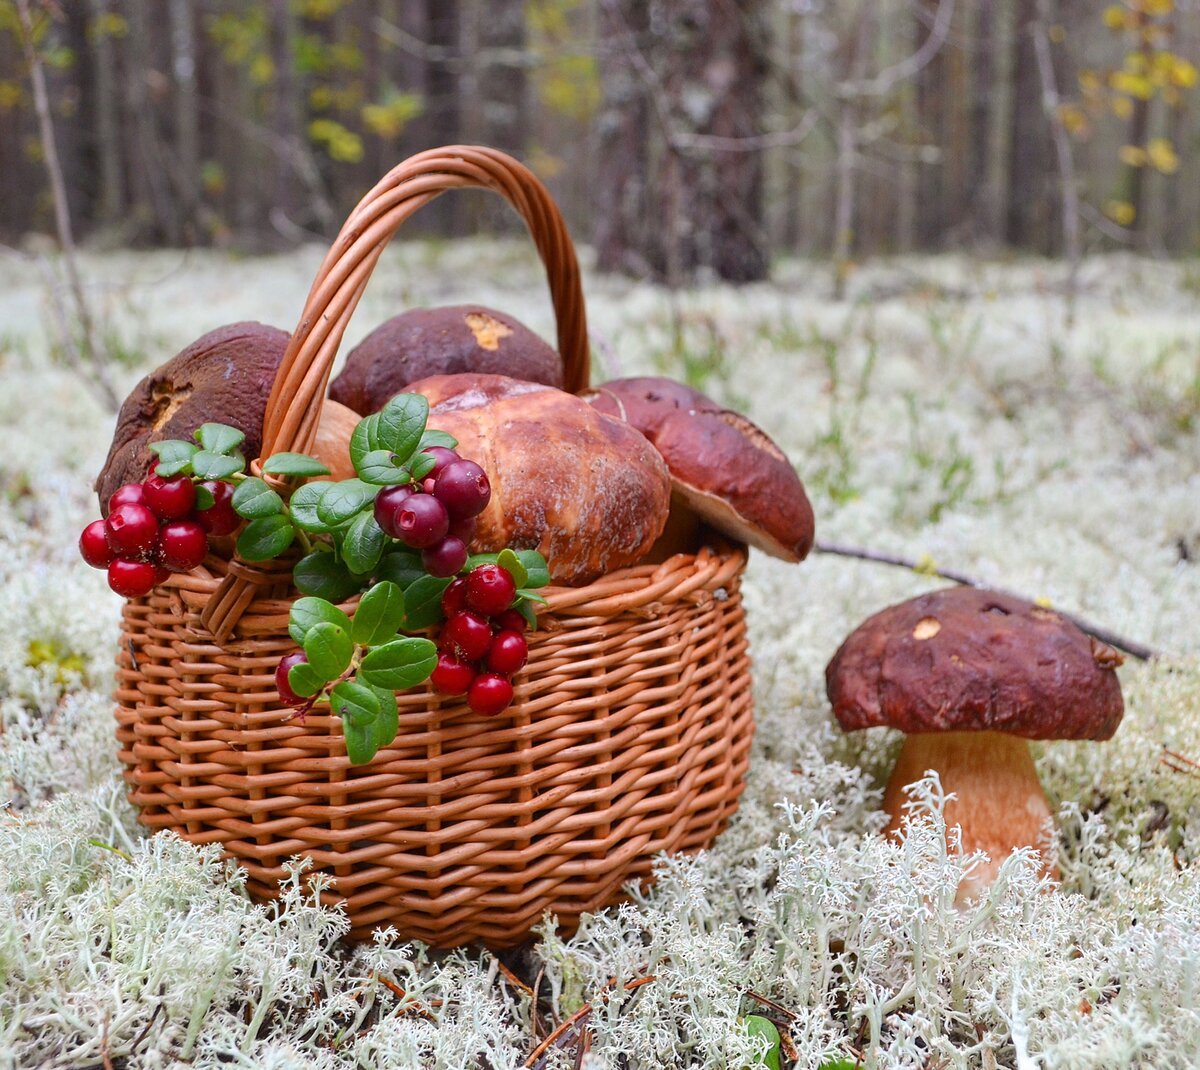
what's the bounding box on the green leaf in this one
[368,684,399,749]
[351,581,406,647]
[193,483,215,511]
[513,598,539,630]
[303,621,353,680]
[359,637,437,691]
[232,477,284,519]
[465,552,500,571]
[497,548,528,589]
[409,452,437,481]
[287,660,327,700]
[356,449,412,486]
[236,515,295,561]
[743,1015,782,1070]
[342,511,388,575]
[403,575,452,631]
[192,450,245,480]
[330,680,380,727]
[516,588,548,605]
[293,550,366,601]
[342,719,375,765]
[316,479,378,526]
[262,452,332,478]
[375,551,425,590]
[376,394,428,462]
[514,550,550,589]
[149,439,197,477]
[288,482,333,533]
[289,596,353,645]
[196,423,245,455]
[350,413,378,466]
[419,429,457,450]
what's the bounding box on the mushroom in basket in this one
[581,376,815,563]
[825,586,1125,903]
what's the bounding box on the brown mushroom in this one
[826,586,1125,903]
[581,377,814,562]
[405,373,671,585]
[329,305,564,416]
[96,322,289,510]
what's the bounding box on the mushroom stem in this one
[882,731,1057,904]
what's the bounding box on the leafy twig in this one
[813,539,1158,661]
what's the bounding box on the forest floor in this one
[1,244,1199,1068]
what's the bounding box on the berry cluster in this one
[373,447,491,578]
[431,563,529,716]
[78,473,237,598]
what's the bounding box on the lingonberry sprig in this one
[79,393,551,764]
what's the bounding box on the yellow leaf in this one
[1111,95,1134,118]
[1105,199,1137,225]
[1112,70,1154,100]
[1103,4,1128,29]
[1147,137,1179,173]
[1171,57,1198,88]
[1049,24,1066,44]
[1119,144,1147,166]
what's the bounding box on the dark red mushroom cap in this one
[581,377,815,562]
[826,586,1125,740]
[329,305,563,415]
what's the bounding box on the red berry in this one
[108,482,146,512]
[107,558,158,598]
[422,478,437,495]
[465,563,517,617]
[441,577,469,616]
[196,481,239,536]
[276,652,307,706]
[495,608,528,634]
[487,631,528,675]
[430,652,475,695]
[79,519,114,568]
[468,673,513,716]
[373,484,415,539]
[447,514,477,545]
[142,471,196,519]
[421,446,460,474]
[396,493,449,549]
[422,535,467,578]
[155,565,171,584]
[159,519,208,571]
[433,460,491,520]
[105,503,160,558]
[439,610,492,662]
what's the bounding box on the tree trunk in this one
[1005,0,1049,249]
[424,0,463,235]
[169,0,200,242]
[594,0,650,274]
[967,0,995,244]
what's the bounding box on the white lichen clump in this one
[1,247,1199,1068]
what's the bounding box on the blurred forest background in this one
[0,0,1197,286]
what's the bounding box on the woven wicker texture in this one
[113,147,755,947]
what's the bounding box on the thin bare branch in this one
[813,540,1159,661]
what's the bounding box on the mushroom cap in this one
[826,586,1125,740]
[329,305,563,415]
[96,321,289,511]
[581,377,814,562]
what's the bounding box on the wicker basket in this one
[114,146,755,948]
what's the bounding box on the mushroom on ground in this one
[581,376,814,562]
[825,586,1125,903]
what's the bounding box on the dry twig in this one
[813,540,1159,661]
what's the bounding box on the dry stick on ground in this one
[813,540,1159,661]
[14,0,118,411]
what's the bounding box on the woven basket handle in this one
[262,145,589,459]
[201,146,589,642]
